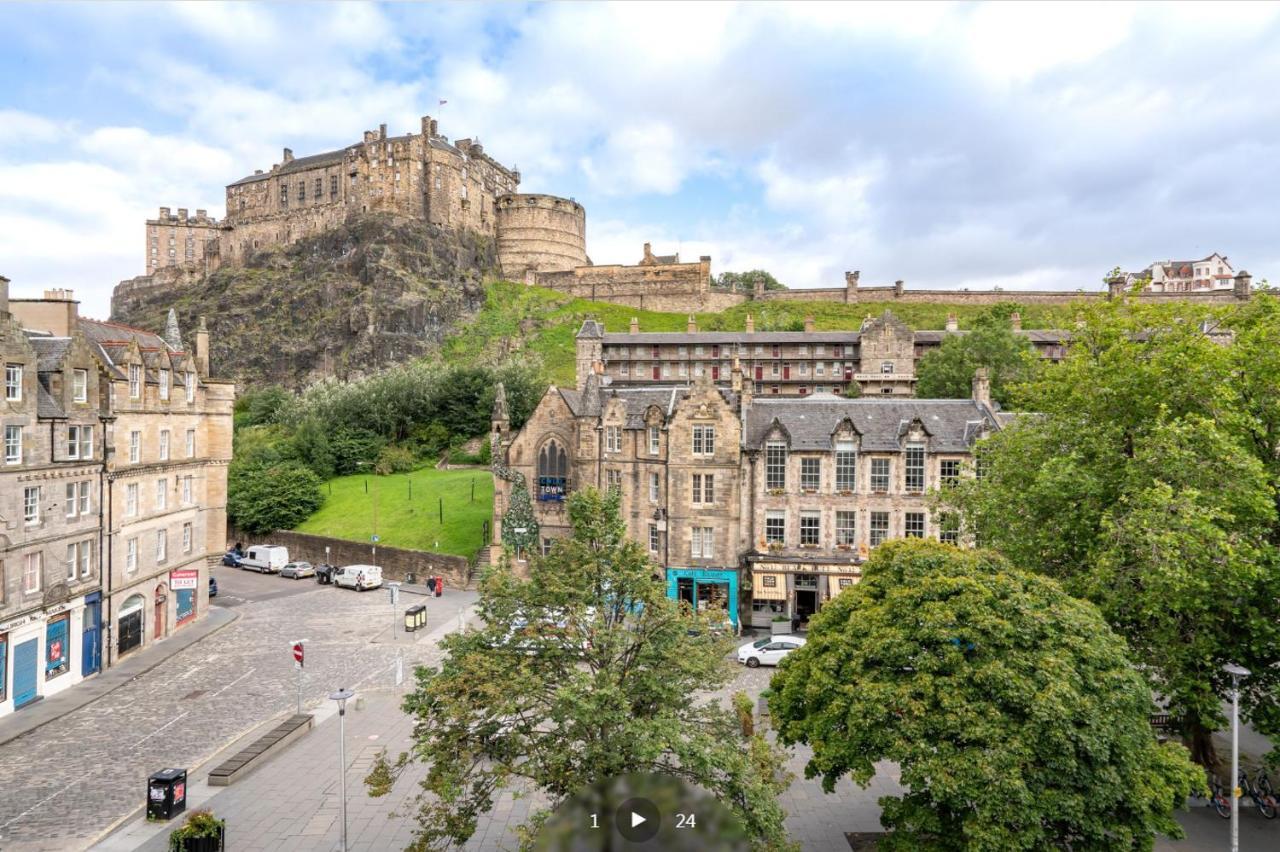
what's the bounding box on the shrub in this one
[228,461,324,534]
[374,444,417,475]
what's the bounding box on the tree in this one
[940,296,1280,767]
[914,303,1040,406]
[770,539,1202,851]
[227,460,323,534]
[377,489,794,851]
[715,269,787,292]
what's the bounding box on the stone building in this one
[1,282,233,717]
[146,208,222,275]
[1112,253,1239,294]
[491,362,1002,631]
[578,311,1071,397]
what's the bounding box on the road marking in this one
[210,667,255,698]
[132,711,191,749]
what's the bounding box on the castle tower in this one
[495,194,588,279]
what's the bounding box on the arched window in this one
[537,440,568,502]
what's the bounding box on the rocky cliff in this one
[111,214,497,389]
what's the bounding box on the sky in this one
[1,1,1278,318]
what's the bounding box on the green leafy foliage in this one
[714,269,787,292]
[227,460,323,535]
[770,539,1203,851]
[374,444,417,475]
[499,479,539,555]
[382,489,795,851]
[914,303,1042,405]
[940,293,1280,767]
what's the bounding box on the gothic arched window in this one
[537,440,568,502]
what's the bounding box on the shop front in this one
[117,593,145,657]
[666,567,740,629]
[170,569,199,629]
[746,558,862,630]
[0,593,91,717]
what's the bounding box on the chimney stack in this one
[971,367,991,408]
[0,274,9,315]
[194,316,210,375]
[894,280,905,297]
[745,314,755,334]
[731,357,743,393]
[159,206,171,219]
[687,315,697,333]
[804,315,815,334]
[379,123,387,140]
[945,313,958,332]
[629,317,639,334]
[1010,311,1022,332]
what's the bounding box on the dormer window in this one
[158,369,170,401]
[73,369,88,402]
[129,364,141,399]
[186,371,196,403]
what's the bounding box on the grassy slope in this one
[294,467,494,557]
[441,281,1095,385]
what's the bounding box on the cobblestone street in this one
[0,565,476,851]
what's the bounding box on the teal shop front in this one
[666,568,739,628]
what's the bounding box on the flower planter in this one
[173,831,224,852]
[168,813,225,852]
[771,620,792,635]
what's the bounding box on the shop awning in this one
[752,571,787,600]
[830,574,860,593]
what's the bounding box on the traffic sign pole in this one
[291,640,306,715]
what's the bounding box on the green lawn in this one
[294,467,494,557]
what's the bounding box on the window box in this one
[766,542,784,553]
[836,544,853,551]
[799,543,819,550]
[801,488,818,494]
[837,489,854,496]
[766,489,786,496]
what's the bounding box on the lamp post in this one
[1223,663,1250,852]
[329,687,355,851]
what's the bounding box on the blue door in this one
[13,638,39,709]
[82,601,102,677]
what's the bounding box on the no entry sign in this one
[292,642,304,667]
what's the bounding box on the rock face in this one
[111,214,497,389]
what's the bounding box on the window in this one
[662,363,671,378]
[186,429,196,458]
[67,425,92,460]
[800,457,820,491]
[800,512,820,546]
[156,479,168,510]
[126,483,138,516]
[605,426,622,453]
[939,515,960,546]
[80,540,92,578]
[66,544,78,581]
[156,530,167,563]
[158,369,170,401]
[159,430,170,461]
[23,486,39,525]
[836,511,857,546]
[870,458,890,492]
[798,344,808,355]
[4,425,19,464]
[816,363,825,377]
[79,481,90,515]
[905,512,926,538]
[835,442,857,491]
[765,442,787,489]
[692,426,715,455]
[870,512,890,547]
[67,426,82,459]
[816,344,826,356]
[314,177,323,199]
[648,426,660,455]
[771,363,779,377]
[905,445,925,492]
[330,175,338,198]
[23,552,41,593]
[186,372,196,403]
[5,364,21,400]
[880,361,894,374]
[73,369,88,402]
[537,440,568,502]
[182,476,193,504]
[606,469,621,492]
[127,430,141,463]
[280,184,289,208]
[679,346,688,357]
[691,527,714,559]
[772,345,781,358]
[129,364,141,398]
[692,473,714,505]
[765,511,786,544]
[649,524,659,553]
[296,181,305,202]
[126,538,138,573]
[798,363,808,377]
[940,459,962,486]
[183,522,193,554]
[649,472,660,503]
[66,483,78,518]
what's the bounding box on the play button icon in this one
[616,797,660,843]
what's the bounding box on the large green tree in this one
[940,295,1280,767]
[227,460,323,534]
[379,489,794,851]
[770,539,1202,851]
[914,303,1041,406]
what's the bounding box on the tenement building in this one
[491,360,1003,631]
[1,281,233,717]
[578,311,1071,397]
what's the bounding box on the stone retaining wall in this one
[230,528,475,589]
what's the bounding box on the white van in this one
[333,564,382,591]
[239,545,290,574]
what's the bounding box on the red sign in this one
[173,782,185,804]
[292,642,304,667]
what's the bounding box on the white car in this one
[737,635,806,668]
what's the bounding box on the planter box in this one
[771,620,792,635]
[171,826,225,851]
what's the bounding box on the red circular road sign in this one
[292,642,304,665]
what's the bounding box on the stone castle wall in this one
[533,255,747,313]
[496,193,588,276]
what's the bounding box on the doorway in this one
[794,574,819,627]
[13,637,39,708]
[82,602,102,677]
[154,595,167,641]
[676,577,695,607]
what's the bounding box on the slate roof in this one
[577,319,605,339]
[603,331,861,345]
[559,381,734,426]
[37,381,65,419]
[744,395,999,453]
[229,148,349,186]
[27,335,71,371]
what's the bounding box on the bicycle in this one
[1207,775,1231,819]
[1242,767,1278,820]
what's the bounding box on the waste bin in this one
[405,572,416,585]
[147,768,188,821]
[404,604,426,632]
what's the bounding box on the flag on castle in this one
[439,99,448,106]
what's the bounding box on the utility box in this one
[147,768,188,821]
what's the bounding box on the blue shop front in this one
[666,567,740,629]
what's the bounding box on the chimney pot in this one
[282,147,294,163]
[1010,311,1022,332]
[629,317,639,334]
[804,316,815,334]
[686,315,697,334]
[945,313,958,332]
[379,123,387,140]
[745,314,755,334]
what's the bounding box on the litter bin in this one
[147,768,188,821]
[405,572,416,585]
[404,604,426,632]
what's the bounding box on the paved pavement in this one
[0,562,477,852]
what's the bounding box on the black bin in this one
[147,768,188,821]
[404,604,426,632]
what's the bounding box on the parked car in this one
[314,563,337,585]
[209,577,219,597]
[221,551,242,568]
[239,545,290,574]
[737,635,806,668]
[333,564,382,591]
[280,561,315,580]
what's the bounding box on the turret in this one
[575,317,604,391]
[491,382,510,459]
[163,307,184,350]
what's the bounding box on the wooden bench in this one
[208,714,313,786]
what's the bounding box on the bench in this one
[208,714,313,786]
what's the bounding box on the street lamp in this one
[1223,663,1250,852]
[329,687,355,852]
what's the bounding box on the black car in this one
[209,576,219,597]
[314,563,337,585]
[221,551,242,568]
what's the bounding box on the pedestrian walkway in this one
[0,606,238,749]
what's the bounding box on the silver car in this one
[279,561,315,580]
